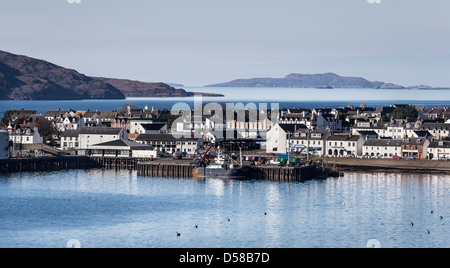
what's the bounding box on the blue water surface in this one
[0,169,448,248]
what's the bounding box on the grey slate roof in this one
[89,139,153,150]
[80,127,123,135]
[61,130,81,137]
[363,139,402,147]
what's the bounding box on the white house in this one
[422,123,450,141]
[54,116,85,132]
[78,127,127,152]
[427,141,450,160]
[363,139,402,158]
[288,129,330,156]
[60,130,80,151]
[135,134,202,156]
[326,134,364,157]
[88,139,160,158]
[130,118,168,135]
[266,124,308,154]
[8,124,43,145]
[0,130,10,159]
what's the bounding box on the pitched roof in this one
[80,127,123,135]
[136,134,178,141]
[279,124,307,133]
[363,139,402,147]
[141,124,166,131]
[327,135,361,141]
[88,139,154,150]
[429,141,450,148]
[61,130,81,137]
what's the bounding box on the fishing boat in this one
[192,146,251,179]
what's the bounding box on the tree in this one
[35,118,57,145]
[390,105,418,122]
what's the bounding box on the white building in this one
[136,134,202,156]
[130,118,168,135]
[326,135,364,157]
[422,123,450,141]
[54,116,85,132]
[88,139,160,158]
[288,129,330,156]
[8,124,43,145]
[0,130,10,159]
[266,124,308,154]
[78,127,127,151]
[363,139,402,158]
[427,141,450,160]
[60,130,80,151]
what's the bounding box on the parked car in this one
[392,156,401,159]
[268,159,282,165]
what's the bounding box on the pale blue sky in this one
[1,0,450,86]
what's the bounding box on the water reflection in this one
[0,169,449,248]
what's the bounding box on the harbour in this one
[0,156,335,182]
[1,168,449,248]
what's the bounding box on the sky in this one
[1,0,450,87]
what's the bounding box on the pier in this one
[0,156,101,173]
[0,156,328,182]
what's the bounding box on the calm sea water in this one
[2,87,450,118]
[0,169,449,248]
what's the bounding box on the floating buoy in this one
[227,218,231,222]
[194,225,198,229]
[342,202,346,206]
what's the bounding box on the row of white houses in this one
[266,123,448,160]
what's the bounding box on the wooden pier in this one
[136,162,322,182]
[136,162,195,178]
[0,156,328,182]
[0,156,101,173]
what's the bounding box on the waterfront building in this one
[362,139,402,158]
[135,134,202,156]
[8,124,43,145]
[427,141,450,160]
[88,139,159,158]
[60,130,80,151]
[266,124,308,154]
[326,134,364,157]
[288,129,330,156]
[401,138,430,159]
[0,130,10,159]
[78,127,127,153]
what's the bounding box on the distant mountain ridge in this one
[0,50,125,100]
[0,50,221,100]
[205,73,389,88]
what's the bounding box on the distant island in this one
[0,50,222,100]
[205,72,450,90]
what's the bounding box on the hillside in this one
[205,73,386,88]
[0,50,125,100]
[0,50,222,100]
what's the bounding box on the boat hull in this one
[192,166,252,179]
